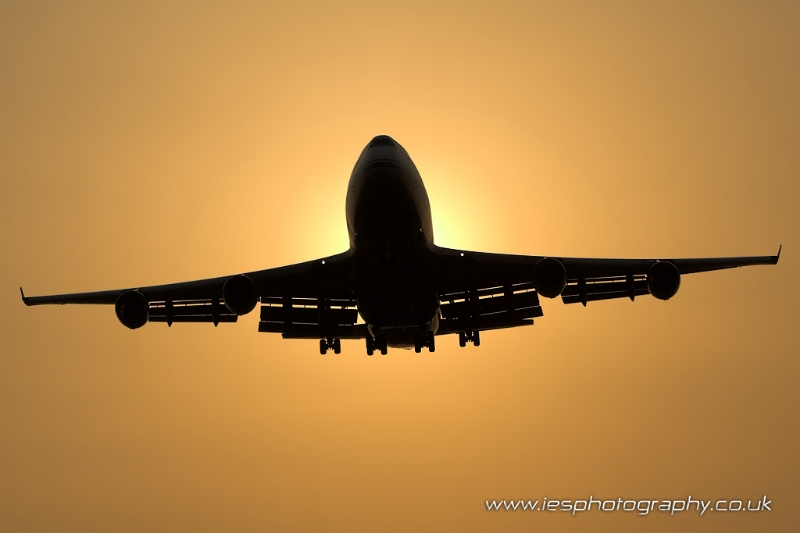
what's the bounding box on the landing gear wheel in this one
[366,336,374,356]
[427,331,435,353]
[473,330,481,347]
[333,338,341,354]
[414,333,423,353]
[378,334,388,355]
[458,331,467,347]
[319,339,328,355]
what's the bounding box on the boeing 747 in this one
[21,135,781,354]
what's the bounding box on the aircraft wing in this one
[431,245,781,334]
[21,250,365,338]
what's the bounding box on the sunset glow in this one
[1,2,797,532]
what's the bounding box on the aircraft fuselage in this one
[346,136,440,345]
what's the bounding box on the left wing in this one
[21,250,366,339]
[431,245,781,335]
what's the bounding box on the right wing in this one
[431,245,781,335]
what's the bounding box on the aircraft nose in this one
[368,135,397,148]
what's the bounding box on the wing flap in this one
[148,298,238,324]
[257,294,363,339]
[150,315,238,324]
[437,282,543,334]
[436,317,535,335]
[560,275,650,305]
[258,322,368,339]
[260,305,359,326]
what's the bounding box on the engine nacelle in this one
[533,257,567,298]
[223,274,257,315]
[115,290,149,329]
[647,261,681,300]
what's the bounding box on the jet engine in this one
[533,257,567,298]
[115,290,149,329]
[223,274,257,315]
[647,261,681,300]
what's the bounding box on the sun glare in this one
[423,166,494,251]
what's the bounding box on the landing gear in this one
[320,337,342,354]
[458,329,480,348]
[366,334,387,356]
[414,331,436,353]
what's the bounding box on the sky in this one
[1,1,798,531]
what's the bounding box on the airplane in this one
[21,135,781,355]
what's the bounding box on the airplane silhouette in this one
[21,135,781,355]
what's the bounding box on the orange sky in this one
[1,1,798,531]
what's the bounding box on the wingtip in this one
[775,245,782,264]
[20,287,29,305]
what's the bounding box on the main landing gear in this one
[366,334,388,356]
[458,329,480,348]
[414,331,435,353]
[320,337,341,355]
